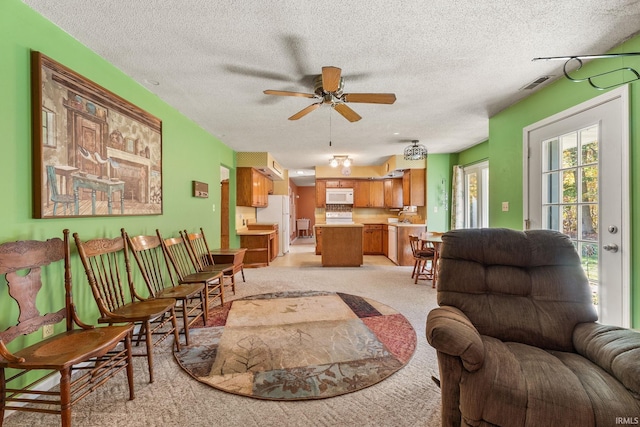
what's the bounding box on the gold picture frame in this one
[31,51,163,218]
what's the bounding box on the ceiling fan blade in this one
[288,103,322,120]
[264,90,316,98]
[322,66,342,92]
[343,93,397,104]
[333,103,362,122]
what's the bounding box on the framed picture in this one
[31,51,163,218]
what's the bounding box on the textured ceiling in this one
[23,1,640,185]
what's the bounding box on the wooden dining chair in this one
[182,228,237,295]
[0,230,134,427]
[156,230,225,312]
[125,231,207,346]
[73,230,181,384]
[409,234,436,285]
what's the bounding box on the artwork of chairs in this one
[45,165,74,216]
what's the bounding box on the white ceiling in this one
[24,1,640,185]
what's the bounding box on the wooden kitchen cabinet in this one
[325,179,355,188]
[354,180,384,208]
[315,226,323,254]
[363,224,383,255]
[237,229,276,267]
[402,169,426,206]
[315,179,326,207]
[247,223,278,261]
[384,178,403,208]
[237,167,272,207]
[321,225,363,267]
[396,224,427,266]
[382,224,389,257]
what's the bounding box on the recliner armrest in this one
[426,306,484,372]
[573,322,640,396]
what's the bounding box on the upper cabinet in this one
[315,179,326,207]
[384,178,403,208]
[354,180,384,208]
[402,169,425,206]
[237,167,272,207]
[325,179,355,188]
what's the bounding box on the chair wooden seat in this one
[155,283,205,300]
[99,299,178,323]
[0,230,134,426]
[6,326,132,367]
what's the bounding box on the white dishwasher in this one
[388,225,398,264]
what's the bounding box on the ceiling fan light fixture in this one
[404,140,428,161]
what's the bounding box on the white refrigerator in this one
[256,195,290,256]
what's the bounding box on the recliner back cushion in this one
[437,228,598,351]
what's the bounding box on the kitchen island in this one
[315,224,364,267]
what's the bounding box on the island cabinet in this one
[384,178,403,208]
[237,167,272,207]
[402,169,426,207]
[363,224,383,255]
[315,180,326,207]
[354,180,384,208]
[320,224,364,267]
[314,225,323,254]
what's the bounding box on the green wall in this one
[0,0,238,362]
[488,37,640,327]
[426,153,456,231]
[457,140,489,167]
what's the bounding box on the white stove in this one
[325,211,354,224]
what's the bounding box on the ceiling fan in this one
[263,66,396,122]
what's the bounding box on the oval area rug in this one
[174,290,417,400]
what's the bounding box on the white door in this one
[523,86,630,327]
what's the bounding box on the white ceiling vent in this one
[519,75,553,91]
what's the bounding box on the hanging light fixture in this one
[404,140,428,160]
[329,155,353,167]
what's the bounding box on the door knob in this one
[603,244,619,253]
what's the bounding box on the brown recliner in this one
[426,228,640,426]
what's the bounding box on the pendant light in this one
[404,140,428,160]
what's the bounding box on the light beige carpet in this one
[3,251,442,426]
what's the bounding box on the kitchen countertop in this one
[314,223,364,227]
[236,229,276,235]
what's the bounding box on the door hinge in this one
[524,219,531,230]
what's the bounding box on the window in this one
[463,161,489,228]
[42,108,56,147]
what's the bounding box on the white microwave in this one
[326,188,354,204]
